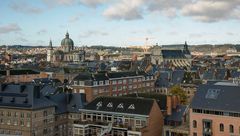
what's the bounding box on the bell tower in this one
[47,39,53,62]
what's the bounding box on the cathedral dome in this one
[61,32,74,52]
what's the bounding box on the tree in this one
[170,85,187,104]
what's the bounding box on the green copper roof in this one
[61,32,74,46]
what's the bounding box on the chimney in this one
[33,85,41,98]
[6,69,10,76]
[0,84,7,92]
[172,95,178,109]
[167,95,172,115]
[66,93,72,104]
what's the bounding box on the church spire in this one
[66,31,69,38]
[49,39,53,49]
[184,41,188,51]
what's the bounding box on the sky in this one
[0,0,240,47]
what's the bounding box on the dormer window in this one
[117,103,124,109]
[96,101,102,107]
[23,98,28,104]
[11,97,15,103]
[107,102,113,108]
[93,81,98,86]
[74,81,78,85]
[105,80,109,85]
[99,81,104,85]
[79,81,85,86]
[128,104,135,109]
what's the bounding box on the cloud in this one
[80,0,109,7]
[147,0,188,17]
[102,0,240,22]
[9,2,43,14]
[79,30,108,38]
[103,0,188,20]
[182,0,240,22]
[42,0,76,7]
[42,0,107,7]
[0,23,21,34]
[103,0,144,20]
[37,29,47,35]
[68,13,83,23]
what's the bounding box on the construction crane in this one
[126,37,155,52]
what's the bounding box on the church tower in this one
[47,40,53,62]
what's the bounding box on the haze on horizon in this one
[0,0,240,46]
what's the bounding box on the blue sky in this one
[0,0,240,46]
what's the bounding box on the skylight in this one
[107,102,113,108]
[128,104,135,109]
[205,89,220,99]
[117,103,124,109]
[96,101,102,107]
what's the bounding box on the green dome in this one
[61,32,74,46]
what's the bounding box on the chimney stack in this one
[33,85,41,98]
[167,95,172,115]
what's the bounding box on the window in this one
[93,81,98,86]
[133,79,137,82]
[107,102,113,108]
[20,113,24,118]
[193,120,197,128]
[117,103,124,109]
[138,78,142,82]
[118,86,122,91]
[43,111,47,116]
[112,86,117,91]
[128,104,135,109]
[20,120,24,126]
[128,79,133,83]
[118,80,122,84]
[230,125,234,133]
[123,80,127,84]
[193,132,197,136]
[74,81,78,85]
[220,123,224,132]
[99,81,104,85]
[93,89,98,95]
[112,80,117,85]
[79,81,84,86]
[105,80,109,85]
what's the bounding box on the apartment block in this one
[190,83,240,136]
[73,96,164,136]
[71,71,156,102]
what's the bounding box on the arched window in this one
[230,125,234,133]
[220,123,224,132]
[193,120,197,128]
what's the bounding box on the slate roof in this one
[0,69,40,76]
[191,84,240,113]
[84,96,154,115]
[172,70,185,84]
[165,105,187,122]
[155,71,170,88]
[73,71,151,81]
[48,93,86,114]
[124,93,167,111]
[0,84,56,109]
[162,50,186,59]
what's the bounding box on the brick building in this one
[0,69,48,83]
[73,96,164,136]
[190,83,240,136]
[71,71,156,102]
[0,83,86,136]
